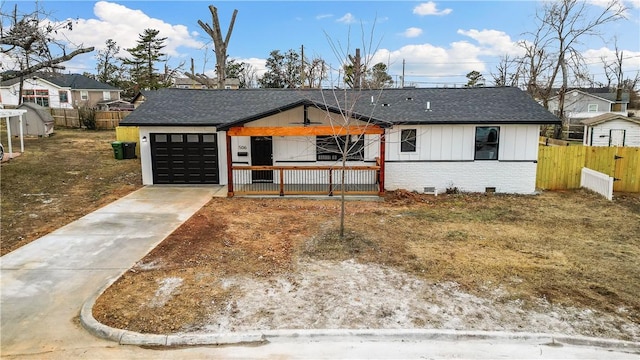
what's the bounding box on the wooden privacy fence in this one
[115,126,140,157]
[49,109,131,129]
[95,111,131,129]
[537,146,640,192]
[50,108,81,128]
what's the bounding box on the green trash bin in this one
[111,141,124,160]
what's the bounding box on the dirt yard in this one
[0,128,141,255]
[94,190,640,341]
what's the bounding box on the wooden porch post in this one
[378,132,386,196]
[226,131,234,197]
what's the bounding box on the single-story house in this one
[581,113,640,147]
[548,88,629,120]
[0,72,122,109]
[120,87,560,196]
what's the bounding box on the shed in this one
[581,113,640,147]
[10,103,55,136]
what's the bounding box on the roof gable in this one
[581,113,640,126]
[552,89,630,103]
[121,87,561,127]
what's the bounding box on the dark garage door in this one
[151,133,219,184]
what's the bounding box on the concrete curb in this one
[79,278,266,346]
[80,282,640,351]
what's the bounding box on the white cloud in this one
[316,14,333,20]
[336,13,357,24]
[457,29,523,57]
[370,42,484,84]
[582,47,640,82]
[402,27,423,38]
[413,2,453,16]
[51,1,204,60]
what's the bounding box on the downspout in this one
[378,131,386,196]
[226,131,234,197]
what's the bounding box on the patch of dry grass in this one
[94,190,640,334]
[0,128,142,255]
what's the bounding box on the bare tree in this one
[197,5,238,89]
[529,0,626,138]
[304,56,327,88]
[491,54,521,87]
[0,3,94,82]
[319,25,385,238]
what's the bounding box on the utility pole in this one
[401,59,405,88]
[301,44,305,88]
[348,48,362,89]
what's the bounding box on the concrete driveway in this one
[1,185,638,359]
[0,186,220,357]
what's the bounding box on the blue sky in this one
[3,0,640,87]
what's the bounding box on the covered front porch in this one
[225,125,386,197]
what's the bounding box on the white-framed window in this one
[59,90,68,103]
[80,90,89,101]
[475,126,500,160]
[587,104,598,112]
[400,129,417,152]
[103,91,111,100]
[22,89,50,107]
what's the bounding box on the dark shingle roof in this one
[1,72,118,91]
[121,87,561,127]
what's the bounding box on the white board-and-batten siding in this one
[231,107,379,166]
[384,124,540,194]
[584,119,640,147]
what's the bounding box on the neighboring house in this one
[120,87,560,195]
[0,73,123,109]
[173,77,240,90]
[581,113,640,147]
[548,88,629,120]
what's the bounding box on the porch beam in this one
[227,125,384,137]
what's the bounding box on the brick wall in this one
[385,161,537,194]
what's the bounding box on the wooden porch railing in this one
[231,165,381,196]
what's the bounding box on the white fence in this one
[580,167,614,201]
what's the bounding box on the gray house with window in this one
[120,87,559,195]
[0,73,122,109]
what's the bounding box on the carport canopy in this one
[1,109,27,158]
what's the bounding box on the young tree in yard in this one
[123,29,168,91]
[319,31,385,238]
